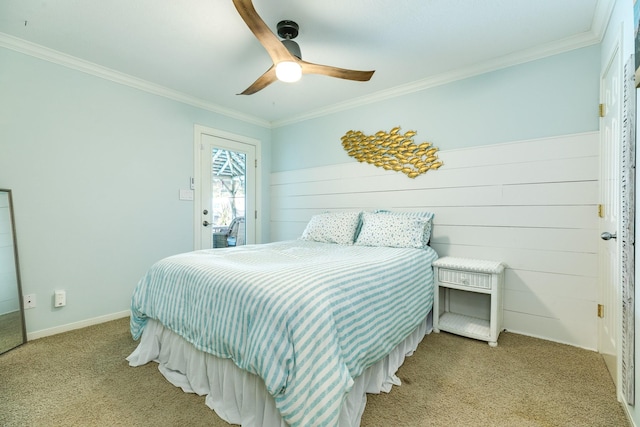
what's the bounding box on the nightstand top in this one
[433,256,504,274]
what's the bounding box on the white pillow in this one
[355,212,430,249]
[300,211,362,245]
[374,210,434,245]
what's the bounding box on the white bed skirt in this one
[127,312,432,427]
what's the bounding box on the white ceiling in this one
[0,0,611,126]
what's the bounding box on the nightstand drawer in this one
[438,268,491,290]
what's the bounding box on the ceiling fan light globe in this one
[275,61,302,83]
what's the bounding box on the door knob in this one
[601,232,617,240]
[203,221,211,227]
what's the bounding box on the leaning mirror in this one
[0,189,26,354]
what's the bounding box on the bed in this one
[127,210,438,427]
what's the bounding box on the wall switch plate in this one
[54,290,66,307]
[24,294,36,309]
[179,189,194,201]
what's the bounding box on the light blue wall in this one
[272,45,600,172]
[0,47,271,334]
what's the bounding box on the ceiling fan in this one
[232,0,375,95]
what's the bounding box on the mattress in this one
[129,240,437,426]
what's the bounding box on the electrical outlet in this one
[54,290,66,307]
[24,293,36,309]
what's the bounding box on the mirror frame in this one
[0,189,27,353]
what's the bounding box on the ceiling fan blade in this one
[300,60,375,82]
[232,0,295,64]
[238,65,278,95]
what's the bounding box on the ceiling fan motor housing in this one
[277,20,301,58]
[277,20,299,39]
[282,39,301,59]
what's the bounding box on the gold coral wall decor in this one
[341,126,443,178]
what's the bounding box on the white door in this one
[194,126,259,250]
[598,44,621,388]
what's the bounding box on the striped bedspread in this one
[130,240,437,427]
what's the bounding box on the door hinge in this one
[255,210,257,219]
[255,159,258,168]
[598,304,604,318]
[599,103,606,118]
[598,204,604,218]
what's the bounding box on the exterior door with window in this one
[194,126,258,250]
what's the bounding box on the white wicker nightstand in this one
[432,257,505,347]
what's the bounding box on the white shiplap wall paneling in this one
[271,157,597,197]
[270,132,599,349]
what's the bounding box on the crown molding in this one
[272,0,614,127]
[0,32,270,128]
[592,0,616,41]
[2,2,612,132]
[272,29,602,128]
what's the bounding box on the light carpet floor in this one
[0,317,629,426]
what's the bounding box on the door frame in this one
[193,124,262,250]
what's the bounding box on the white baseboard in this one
[501,328,597,352]
[27,310,130,341]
